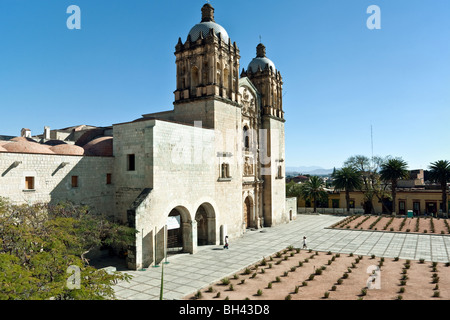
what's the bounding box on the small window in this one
[25,176,35,190]
[106,173,112,185]
[277,165,284,179]
[221,163,230,179]
[71,176,78,188]
[127,154,136,171]
[349,200,355,209]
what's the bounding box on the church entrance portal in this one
[244,196,253,229]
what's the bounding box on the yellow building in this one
[296,189,449,216]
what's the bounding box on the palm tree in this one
[428,160,450,217]
[332,166,363,213]
[379,158,409,215]
[299,176,327,213]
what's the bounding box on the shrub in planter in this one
[331,285,336,291]
[343,273,349,279]
[399,287,405,294]
[285,294,292,300]
[302,281,308,286]
[275,276,281,283]
[256,289,263,296]
[419,258,425,264]
[324,291,330,299]
[360,288,367,296]
[294,286,299,294]
[433,291,440,298]
[221,278,230,285]
[267,282,272,289]
[308,274,315,281]
[337,279,343,285]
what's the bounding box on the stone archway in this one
[195,203,216,246]
[166,206,195,256]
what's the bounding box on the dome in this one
[247,43,276,73]
[188,21,229,42]
[3,140,55,154]
[50,144,85,156]
[187,4,229,43]
[248,56,276,73]
[82,136,113,157]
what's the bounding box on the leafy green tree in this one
[0,199,136,300]
[343,155,391,214]
[286,180,302,199]
[379,158,409,215]
[428,160,450,217]
[332,166,363,213]
[299,176,327,213]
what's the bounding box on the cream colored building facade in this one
[0,4,292,270]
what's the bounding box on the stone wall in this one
[0,152,114,216]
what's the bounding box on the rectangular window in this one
[127,154,136,171]
[332,199,340,209]
[71,176,78,188]
[349,200,355,209]
[413,201,420,215]
[399,201,406,215]
[106,173,112,185]
[25,176,35,190]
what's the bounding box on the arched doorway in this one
[167,208,184,254]
[166,206,195,257]
[195,203,216,246]
[243,196,253,229]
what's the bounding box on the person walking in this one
[224,236,229,249]
[302,236,307,249]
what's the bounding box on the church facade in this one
[0,4,293,270]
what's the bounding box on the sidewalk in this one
[112,214,450,300]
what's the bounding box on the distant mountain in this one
[286,166,334,175]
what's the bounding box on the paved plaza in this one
[112,214,450,300]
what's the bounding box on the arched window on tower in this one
[191,66,199,94]
[243,126,250,150]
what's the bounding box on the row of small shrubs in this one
[332,215,361,229]
[369,216,383,230]
[383,217,395,230]
[354,216,371,229]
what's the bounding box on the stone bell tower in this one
[242,43,284,120]
[173,3,241,114]
[242,43,285,227]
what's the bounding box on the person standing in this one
[302,236,307,249]
[224,236,229,249]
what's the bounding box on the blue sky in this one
[0,0,449,170]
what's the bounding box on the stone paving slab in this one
[113,214,450,300]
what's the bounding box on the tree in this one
[286,180,302,199]
[299,176,327,213]
[332,166,363,213]
[428,160,450,217]
[0,199,136,300]
[379,158,409,215]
